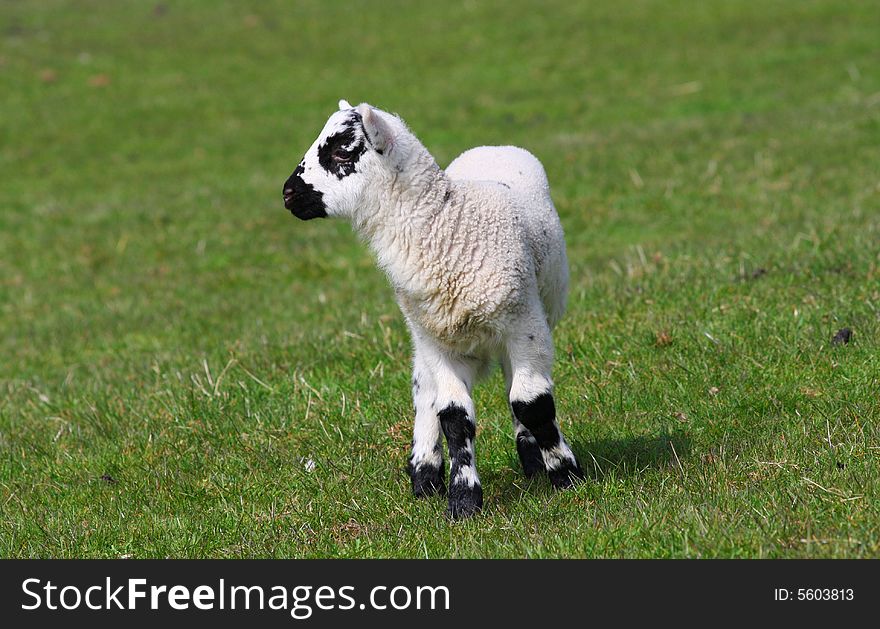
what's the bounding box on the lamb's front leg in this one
[408,334,482,518]
[408,360,445,497]
[431,362,482,518]
[438,395,482,519]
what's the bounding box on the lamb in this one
[282,100,583,518]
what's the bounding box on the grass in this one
[1,0,878,558]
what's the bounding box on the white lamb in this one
[282,100,583,518]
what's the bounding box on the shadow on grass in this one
[572,429,692,482]
[485,429,692,504]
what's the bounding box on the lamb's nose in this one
[283,187,295,208]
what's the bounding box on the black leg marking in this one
[547,464,584,489]
[407,444,445,498]
[511,393,584,488]
[447,478,483,519]
[511,393,561,446]
[438,404,482,519]
[515,431,545,477]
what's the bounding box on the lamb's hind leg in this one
[506,319,583,488]
[502,357,544,477]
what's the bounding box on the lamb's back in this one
[446,145,550,204]
[445,146,568,327]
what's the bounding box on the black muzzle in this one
[283,166,327,220]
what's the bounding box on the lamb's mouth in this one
[282,174,327,220]
[284,192,327,220]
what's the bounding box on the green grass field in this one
[2,0,878,558]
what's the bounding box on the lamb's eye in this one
[332,149,353,163]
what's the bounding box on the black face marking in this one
[357,111,381,153]
[317,115,367,179]
[283,163,327,220]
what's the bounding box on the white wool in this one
[329,106,568,360]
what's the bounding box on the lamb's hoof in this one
[446,484,483,520]
[409,463,446,498]
[548,461,585,489]
[516,436,546,477]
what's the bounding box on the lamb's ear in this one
[356,104,393,153]
[338,99,352,110]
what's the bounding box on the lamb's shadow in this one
[571,430,692,483]
[487,429,692,503]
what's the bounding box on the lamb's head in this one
[283,100,425,221]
